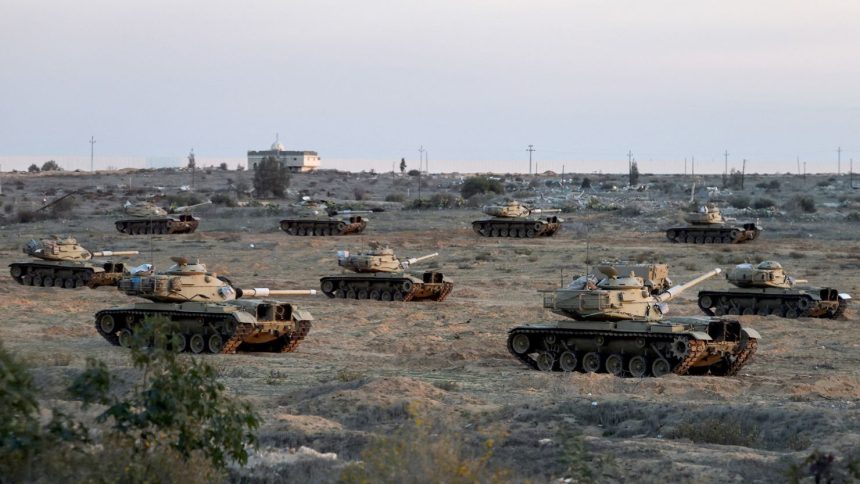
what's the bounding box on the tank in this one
[115,200,211,235]
[472,200,563,238]
[507,266,760,377]
[697,261,851,319]
[9,236,139,289]
[280,200,376,236]
[93,257,317,354]
[320,245,453,301]
[665,203,762,244]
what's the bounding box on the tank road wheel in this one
[499,228,509,237]
[32,275,43,286]
[10,266,22,278]
[582,352,602,373]
[785,307,800,318]
[321,280,335,294]
[335,289,347,299]
[393,291,405,301]
[606,354,625,377]
[704,236,714,243]
[189,334,206,354]
[797,298,812,312]
[666,230,678,241]
[172,333,187,353]
[401,280,414,293]
[729,229,741,241]
[381,291,393,301]
[346,289,357,299]
[369,289,381,300]
[357,289,369,300]
[628,356,649,378]
[118,329,134,348]
[756,306,769,316]
[207,333,224,353]
[510,333,531,354]
[53,277,64,288]
[698,295,713,311]
[741,307,755,316]
[559,351,578,372]
[536,352,555,371]
[727,306,740,315]
[651,358,671,377]
[42,276,53,287]
[98,314,116,334]
[63,278,76,289]
[525,228,536,238]
[694,236,705,244]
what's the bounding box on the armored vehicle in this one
[280,201,376,236]
[507,266,760,377]
[94,257,317,354]
[665,203,761,244]
[9,236,138,288]
[320,246,453,301]
[115,200,211,235]
[472,200,562,238]
[698,261,850,319]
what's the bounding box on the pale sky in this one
[1,0,858,173]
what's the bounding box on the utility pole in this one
[684,157,687,176]
[691,156,695,177]
[837,146,842,175]
[527,145,536,175]
[89,136,97,172]
[723,149,729,187]
[796,156,800,175]
[851,158,855,189]
[803,161,807,185]
[741,159,747,189]
[425,150,429,173]
[418,145,425,172]
[188,148,196,189]
[627,150,633,171]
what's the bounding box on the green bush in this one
[460,176,504,199]
[253,156,291,198]
[41,160,62,172]
[752,197,776,209]
[385,193,406,203]
[784,195,816,213]
[728,196,750,209]
[211,193,238,207]
[408,193,463,209]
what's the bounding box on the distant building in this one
[247,135,321,173]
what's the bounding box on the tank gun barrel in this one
[327,209,374,216]
[172,200,212,213]
[403,252,438,267]
[654,268,721,303]
[236,288,318,298]
[792,279,808,284]
[530,208,562,214]
[91,250,140,257]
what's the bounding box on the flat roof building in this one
[248,135,321,173]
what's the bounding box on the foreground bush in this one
[461,176,504,199]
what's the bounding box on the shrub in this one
[407,169,421,176]
[27,164,40,173]
[408,193,463,209]
[728,196,750,209]
[353,187,367,200]
[460,176,504,199]
[784,195,816,213]
[211,193,238,207]
[620,205,641,217]
[385,193,406,203]
[219,162,228,171]
[752,197,776,209]
[253,156,291,198]
[580,177,592,189]
[41,160,61,172]
[671,417,761,447]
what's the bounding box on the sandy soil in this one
[0,169,858,482]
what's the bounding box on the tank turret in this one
[684,203,726,225]
[118,256,317,303]
[481,200,562,218]
[545,267,722,321]
[725,261,806,289]
[336,247,438,273]
[95,256,317,354]
[10,236,139,289]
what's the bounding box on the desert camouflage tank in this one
[320,245,453,301]
[94,257,317,354]
[698,261,850,319]
[507,265,760,377]
[9,236,138,289]
[472,200,563,238]
[280,200,378,236]
[665,203,761,244]
[115,200,211,235]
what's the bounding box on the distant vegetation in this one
[253,156,291,198]
[460,176,504,199]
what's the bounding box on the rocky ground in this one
[0,168,858,482]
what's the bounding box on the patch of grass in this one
[671,417,761,447]
[336,369,365,382]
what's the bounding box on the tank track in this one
[472,219,561,238]
[279,218,367,236]
[506,327,756,377]
[320,276,454,302]
[698,291,844,319]
[115,217,199,235]
[9,262,125,289]
[665,224,761,244]
[94,308,311,354]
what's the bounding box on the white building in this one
[247,136,321,173]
